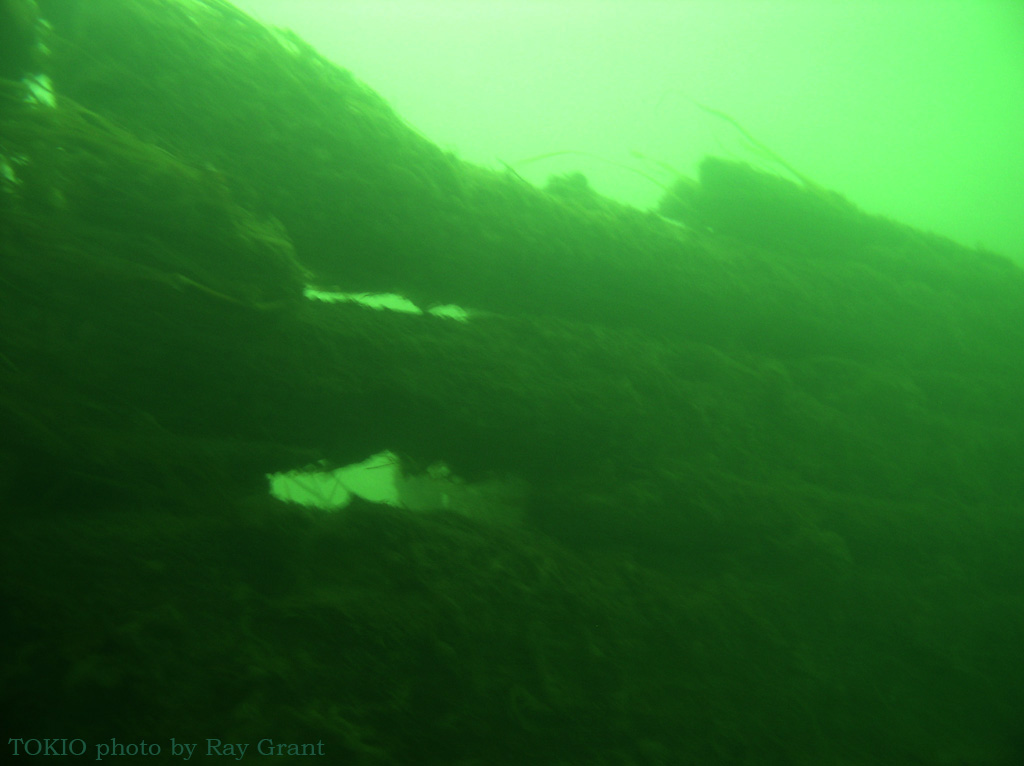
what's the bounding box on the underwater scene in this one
[1,0,1022,763]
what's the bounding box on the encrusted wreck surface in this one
[2,1,1022,763]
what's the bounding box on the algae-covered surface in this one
[2,1,1023,763]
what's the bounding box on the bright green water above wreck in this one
[233,0,1024,264]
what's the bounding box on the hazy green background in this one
[232,0,1024,263]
